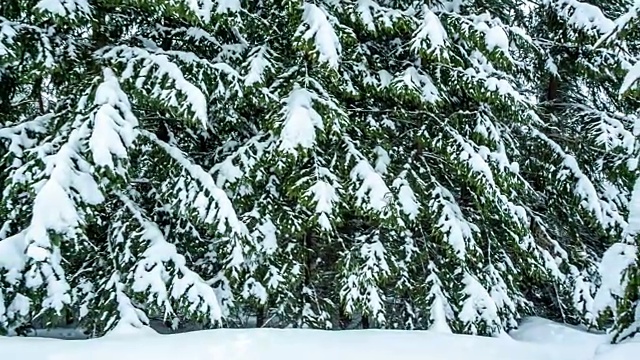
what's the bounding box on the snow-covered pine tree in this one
[521,0,640,326]
[0,0,249,335]
[1,0,633,338]
[205,0,628,335]
[589,0,640,342]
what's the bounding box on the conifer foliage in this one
[0,0,638,340]
[590,0,640,342]
[527,0,639,327]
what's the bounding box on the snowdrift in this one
[0,317,636,360]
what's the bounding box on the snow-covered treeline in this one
[1,0,639,342]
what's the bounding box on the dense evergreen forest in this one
[1,0,640,343]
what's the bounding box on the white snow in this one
[511,317,640,360]
[425,262,454,333]
[597,340,640,360]
[393,172,420,220]
[215,0,240,14]
[373,146,390,174]
[510,317,640,360]
[356,0,379,30]
[626,177,640,236]
[592,243,637,316]
[378,70,393,87]
[429,184,477,257]
[35,0,91,18]
[511,317,603,346]
[459,272,501,335]
[411,5,448,56]
[0,317,636,360]
[350,159,391,212]
[299,3,341,68]
[244,46,272,86]
[394,66,440,103]
[620,61,640,94]
[306,180,339,231]
[102,46,209,129]
[256,219,278,255]
[546,0,615,34]
[0,232,27,279]
[484,26,510,52]
[278,86,324,153]
[90,68,138,171]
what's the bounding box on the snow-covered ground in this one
[0,317,637,360]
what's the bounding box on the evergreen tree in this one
[200,0,631,335]
[589,0,640,342]
[0,0,247,335]
[0,0,635,339]
[526,0,637,326]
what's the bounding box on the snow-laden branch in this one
[0,17,20,57]
[244,45,273,86]
[104,273,149,331]
[620,61,640,94]
[89,68,138,172]
[411,5,449,57]
[543,0,614,34]
[140,129,246,236]
[532,129,608,226]
[35,0,91,19]
[208,133,273,192]
[459,272,502,336]
[18,117,106,314]
[0,114,52,157]
[425,261,454,333]
[278,85,324,153]
[392,170,420,220]
[0,17,55,66]
[101,46,210,128]
[298,3,342,68]
[393,66,440,103]
[429,184,478,258]
[344,137,392,213]
[339,231,390,323]
[118,193,224,324]
[354,0,405,31]
[0,68,140,324]
[303,166,341,231]
[592,243,637,317]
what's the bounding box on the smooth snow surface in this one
[510,317,639,360]
[511,317,605,350]
[1,317,636,360]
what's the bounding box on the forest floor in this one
[0,317,637,360]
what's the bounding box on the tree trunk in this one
[547,74,559,104]
[256,306,265,328]
[361,315,370,329]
